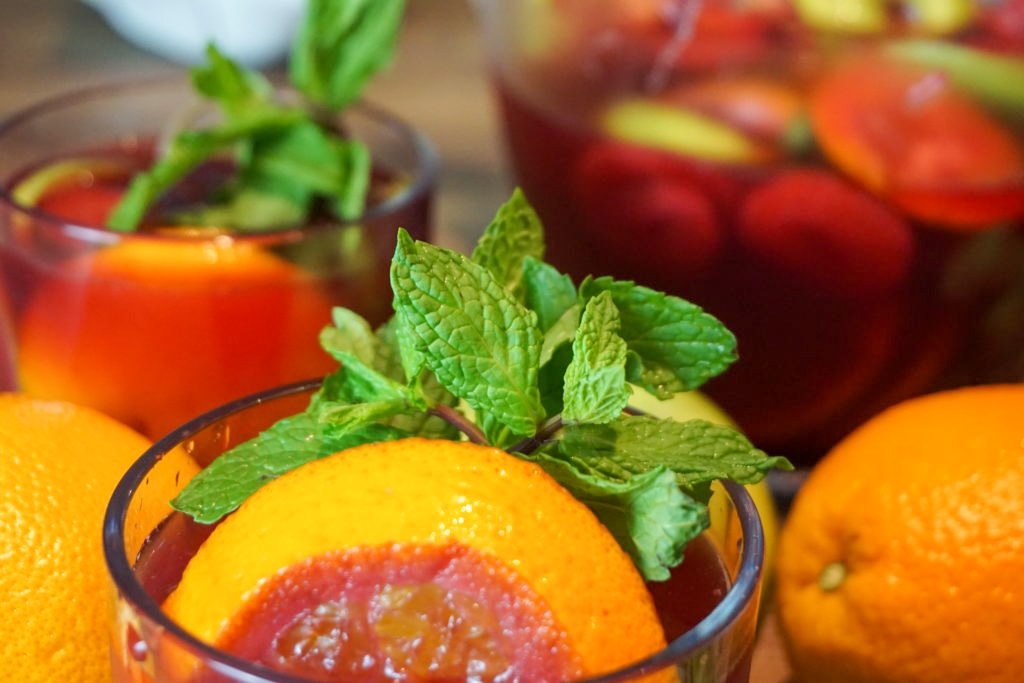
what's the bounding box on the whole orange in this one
[776,384,1024,683]
[0,393,193,681]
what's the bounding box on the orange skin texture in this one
[17,240,335,439]
[810,58,1024,229]
[0,394,154,681]
[776,384,1024,683]
[164,438,669,680]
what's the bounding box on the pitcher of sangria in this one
[476,0,1024,461]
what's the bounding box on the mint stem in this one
[508,415,564,455]
[428,405,490,446]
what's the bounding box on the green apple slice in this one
[886,39,1024,118]
[792,0,887,34]
[903,0,976,35]
[12,158,127,207]
[600,99,767,164]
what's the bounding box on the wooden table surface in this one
[0,1,792,679]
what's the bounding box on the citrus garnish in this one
[164,438,668,680]
[17,240,335,438]
[777,384,1024,682]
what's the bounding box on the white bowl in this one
[84,0,307,67]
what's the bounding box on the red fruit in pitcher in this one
[737,169,914,297]
[975,0,1024,52]
[810,57,1024,228]
[574,143,728,275]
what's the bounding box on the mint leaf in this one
[560,415,792,501]
[538,341,573,417]
[390,230,545,436]
[109,0,399,232]
[371,318,459,440]
[528,448,707,581]
[191,44,273,118]
[106,108,299,231]
[174,189,306,231]
[539,304,580,366]
[562,291,630,424]
[290,0,405,110]
[580,277,736,398]
[196,121,368,225]
[321,307,379,366]
[317,398,414,435]
[171,412,404,523]
[471,188,545,293]
[522,256,577,332]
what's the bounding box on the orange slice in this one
[164,438,668,680]
[17,240,335,438]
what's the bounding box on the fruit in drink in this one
[16,239,335,437]
[164,438,669,680]
[488,0,1024,459]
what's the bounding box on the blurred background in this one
[0,0,510,252]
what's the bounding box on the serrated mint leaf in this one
[562,292,630,425]
[320,348,409,406]
[290,0,405,110]
[538,341,573,417]
[539,304,580,366]
[471,188,545,293]
[390,229,545,436]
[317,398,414,435]
[528,448,708,581]
[171,413,406,523]
[523,256,578,333]
[321,307,378,365]
[560,415,791,502]
[580,277,736,398]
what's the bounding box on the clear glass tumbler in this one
[104,379,765,682]
[0,79,437,439]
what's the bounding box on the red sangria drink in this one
[476,0,1024,461]
[104,192,787,681]
[0,82,435,439]
[104,381,765,683]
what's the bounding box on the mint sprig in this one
[171,191,792,580]
[108,0,403,232]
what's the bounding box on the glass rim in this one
[0,77,439,247]
[103,379,765,682]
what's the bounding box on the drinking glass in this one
[104,379,765,682]
[0,79,437,438]
[475,0,1024,462]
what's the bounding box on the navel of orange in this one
[777,384,1024,683]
